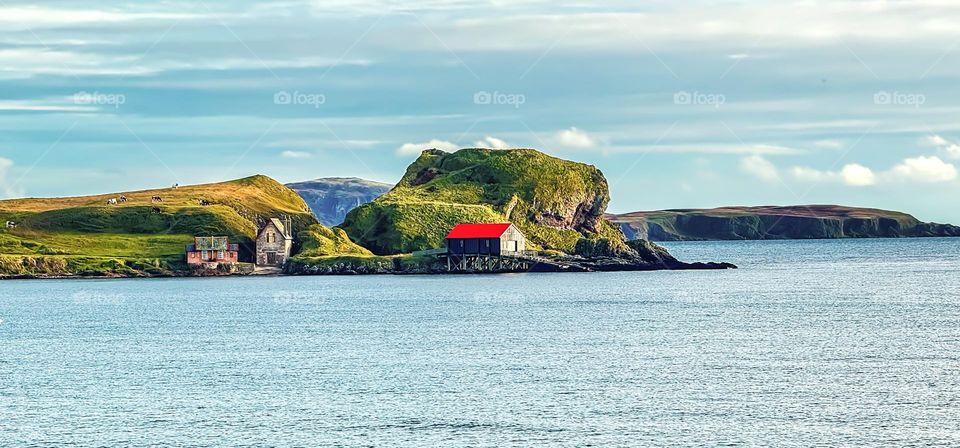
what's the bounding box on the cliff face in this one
[286,177,391,226]
[609,205,960,241]
[340,148,627,256]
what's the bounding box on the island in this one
[0,148,734,278]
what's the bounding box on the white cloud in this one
[923,134,960,159]
[792,157,955,186]
[0,47,371,79]
[0,98,98,112]
[740,155,779,182]
[554,127,597,149]
[949,145,960,159]
[814,139,844,150]
[396,139,458,156]
[790,166,835,183]
[375,2,960,53]
[925,135,950,147]
[281,150,313,159]
[841,163,877,186]
[0,6,199,29]
[607,143,803,155]
[473,136,511,149]
[0,157,23,199]
[790,164,876,186]
[888,156,957,183]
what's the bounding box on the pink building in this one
[185,236,239,267]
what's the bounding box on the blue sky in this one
[2,1,960,222]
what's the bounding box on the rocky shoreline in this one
[283,253,736,276]
[0,255,735,279]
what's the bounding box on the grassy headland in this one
[340,148,630,256]
[0,175,317,277]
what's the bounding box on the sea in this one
[1,238,958,446]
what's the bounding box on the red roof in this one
[446,223,513,239]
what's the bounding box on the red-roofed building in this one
[446,223,526,256]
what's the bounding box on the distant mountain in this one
[607,205,960,241]
[286,177,392,226]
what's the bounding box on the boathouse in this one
[186,236,239,267]
[256,217,293,267]
[446,223,525,256]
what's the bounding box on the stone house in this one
[256,218,293,267]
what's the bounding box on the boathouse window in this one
[267,232,276,243]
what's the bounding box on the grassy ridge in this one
[0,175,318,277]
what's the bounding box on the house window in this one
[267,232,276,243]
[201,250,208,259]
[218,250,225,259]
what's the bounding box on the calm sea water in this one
[1,238,959,446]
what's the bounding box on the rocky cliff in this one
[608,205,960,241]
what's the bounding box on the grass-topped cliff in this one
[0,175,318,277]
[608,205,960,241]
[341,148,632,256]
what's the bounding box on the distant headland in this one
[607,205,960,241]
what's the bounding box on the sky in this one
[1,0,960,223]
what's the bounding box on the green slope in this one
[0,175,319,276]
[341,148,632,256]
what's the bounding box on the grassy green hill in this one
[341,148,631,255]
[0,175,318,277]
